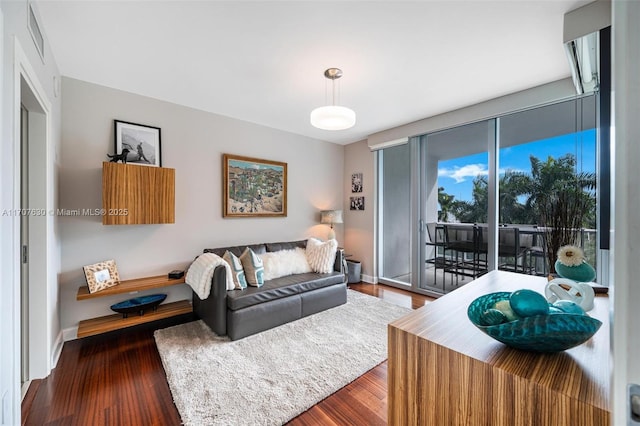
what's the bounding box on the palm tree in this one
[498,170,531,224]
[437,187,456,222]
[520,154,596,272]
[442,154,595,273]
[453,176,488,223]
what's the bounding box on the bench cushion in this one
[226,271,345,311]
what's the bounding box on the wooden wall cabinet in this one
[102,162,175,225]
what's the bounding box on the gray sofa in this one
[193,240,347,340]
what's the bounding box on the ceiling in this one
[35,0,591,145]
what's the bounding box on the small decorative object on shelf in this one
[554,245,596,283]
[545,245,597,311]
[106,148,130,164]
[168,270,184,279]
[468,289,602,352]
[83,259,120,294]
[545,278,595,311]
[110,293,167,318]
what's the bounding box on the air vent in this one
[563,0,610,95]
[28,3,44,61]
[565,32,599,95]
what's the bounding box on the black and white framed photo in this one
[350,196,365,211]
[114,120,161,167]
[351,172,363,193]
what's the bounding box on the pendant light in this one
[310,68,356,130]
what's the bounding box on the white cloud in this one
[438,163,488,183]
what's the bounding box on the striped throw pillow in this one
[306,238,338,273]
[239,247,265,287]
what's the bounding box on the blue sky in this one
[438,129,597,202]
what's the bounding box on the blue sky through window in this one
[437,129,596,202]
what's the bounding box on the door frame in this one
[12,37,55,391]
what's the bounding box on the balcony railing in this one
[426,223,597,291]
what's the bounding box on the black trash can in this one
[346,260,361,284]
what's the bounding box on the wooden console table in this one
[76,275,191,338]
[388,271,609,426]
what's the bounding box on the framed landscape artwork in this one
[223,154,287,217]
[114,120,162,167]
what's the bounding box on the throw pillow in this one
[240,247,265,287]
[306,238,338,273]
[260,247,312,281]
[222,250,248,290]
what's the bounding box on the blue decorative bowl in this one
[467,292,602,353]
[110,293,167,318]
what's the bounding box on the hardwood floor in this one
[22,284,433,426]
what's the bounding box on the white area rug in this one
[154,290,411,425]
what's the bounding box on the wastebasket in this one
[346,260,361,284]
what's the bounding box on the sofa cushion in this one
[204,243,267,258]
[266,240,307,253]
[306,238,338,273]
[260,247,311,280]
[239,248,265,287]
[226,272,344,311]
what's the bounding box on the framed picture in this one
[114,120,161,167]
[350,196,365,211]
[351,172,363,193]
[83,259,121,293]
[223,154,287,217]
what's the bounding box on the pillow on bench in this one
[260,247,311,281]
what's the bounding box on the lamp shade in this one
[310,106,356,131]
[320,210,343,225]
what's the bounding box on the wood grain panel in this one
[77,300,192,338]
[102,161,175,225]
[388,271,610,426]
[77,274,186,300]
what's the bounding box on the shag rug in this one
[154,290,411,425]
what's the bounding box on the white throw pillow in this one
[260,247,312,281]
[306,238,338,273]
[239,247,265,287]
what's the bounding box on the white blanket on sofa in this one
[186,253,235,299]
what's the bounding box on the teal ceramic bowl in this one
[467,292,602,353]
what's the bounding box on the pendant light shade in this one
[310,105,356,131]
[310,68,356,131]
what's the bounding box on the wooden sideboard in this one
[388,271,609,426]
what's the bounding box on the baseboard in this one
[51,330,64,368]
[62,326,78,342]
[361,274,377,284]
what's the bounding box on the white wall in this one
[611,1,640,423]
[59,77,344,334]
[0,1,61,424]
[343,140,375,282]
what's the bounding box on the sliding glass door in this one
[498,96,597,277]
[420,120,493,294]
[377,95,602,296]
[378,142,414,287]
